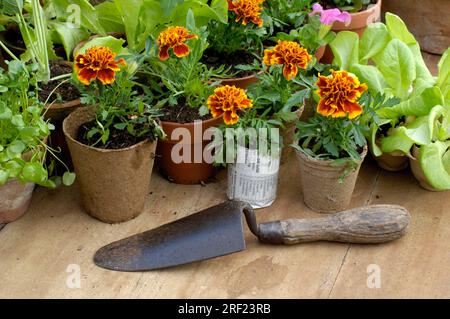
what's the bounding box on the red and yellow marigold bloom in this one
[263,40,312,81]
[74,46,125,85]
[207,85,253,125]
[157,26,198,61]
[227,0,265,27]
[316,70,368,119]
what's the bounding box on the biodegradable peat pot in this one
[410,146,441,192]
[295,145,368,213]
[227,145,281,209]
[216,73,259,89]
[63,107,158,223]
[373,150,409,171]
[0,180,35,224]
[321,0,382,63]
[280,105,304,164]
[382,0,449,54]
[157,116,223,184]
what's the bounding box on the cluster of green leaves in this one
[142,20,225,118]
[322,0,373,13]
[77,55,165,147]
[246,61,317,125]
[95,0,228,52]
[330,13,450,189]
[263,0,313,35]
[0,60,74,187]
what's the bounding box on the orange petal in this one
[224,111,239,125]
[343,101,363,119]
[283,64,298,81]
[97,69,116,85]
[240,99,253,109]
[158,45,170,61]
[173,43,190,58]
[77,67,97,85]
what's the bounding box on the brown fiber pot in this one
[63,107,158,223]
[321,0,382,64]
[295,145,368,213]
[157,116,223,184]
[410,146,441,192]
[280,106,304,164]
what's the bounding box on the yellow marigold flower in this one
[316,70,368,119]
[228,0,265,27]
[263,40,312,81]
[157,26,198,61]
[207,85,253,125]
[74,46,125,85]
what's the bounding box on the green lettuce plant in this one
[329,13,450,189]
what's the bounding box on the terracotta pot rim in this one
[295,144,368,166]
[332,0,382,30]
[63,107,156,154]
[161,114,223,128]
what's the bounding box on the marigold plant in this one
[228,0,265,27]
[263,40,312,81]
[157,26,198,61]
[316,70,367,119]
[207,85,253,125]
[75,46,126,85]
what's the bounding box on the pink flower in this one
[309,3,352,25]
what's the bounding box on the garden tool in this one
[94,201,410,272]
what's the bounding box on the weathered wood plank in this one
[329,169,450,298]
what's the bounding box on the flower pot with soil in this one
[293,70,370,213]
[65,46,164,223]
[144,26,224,184]
[203,0,266,89]
[0,61,74,223]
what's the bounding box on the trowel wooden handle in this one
[256,205,411,245]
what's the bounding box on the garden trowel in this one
[94,201,410,272]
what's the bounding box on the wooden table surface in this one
[0,53,448,299]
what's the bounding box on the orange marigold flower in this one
[316,70,368,119]
[75,46,125,85]
[227,0,265,27]
[263,40,312,81]
[207,85,253,125]
[157,26,198,61]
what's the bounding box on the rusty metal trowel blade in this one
[94,201,250,272]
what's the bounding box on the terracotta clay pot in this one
[280,106,304,164]
[315,45,326,62]
[295,145,368,213]
[63,107,158,223]
[321,0,382,64]
[299,97,318,122]
[157,116,223,184]
[216,73,259,89]
[410,146,442,192]
[0,180,35,224]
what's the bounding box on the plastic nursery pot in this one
[321,0,382,64]
[0,141,47,223]
[157,116,223,185]
[410,146,442,192]
[279,105,304,165]
[295,145,368,214]
[227,145,281,209]
[63,107,158,224]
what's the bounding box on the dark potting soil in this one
[318,0,377,12]
[201,49,256,77]
[76,120,156,150]
[39,60,80,104]
[160,102,212,124]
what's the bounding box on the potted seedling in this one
[246,40,315,163]
[143,19,226,184]
[63,46,165,223]
[293,70,369,213]
[207,85,281,208]
[0,61,74,223]
[203,0,267,88]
